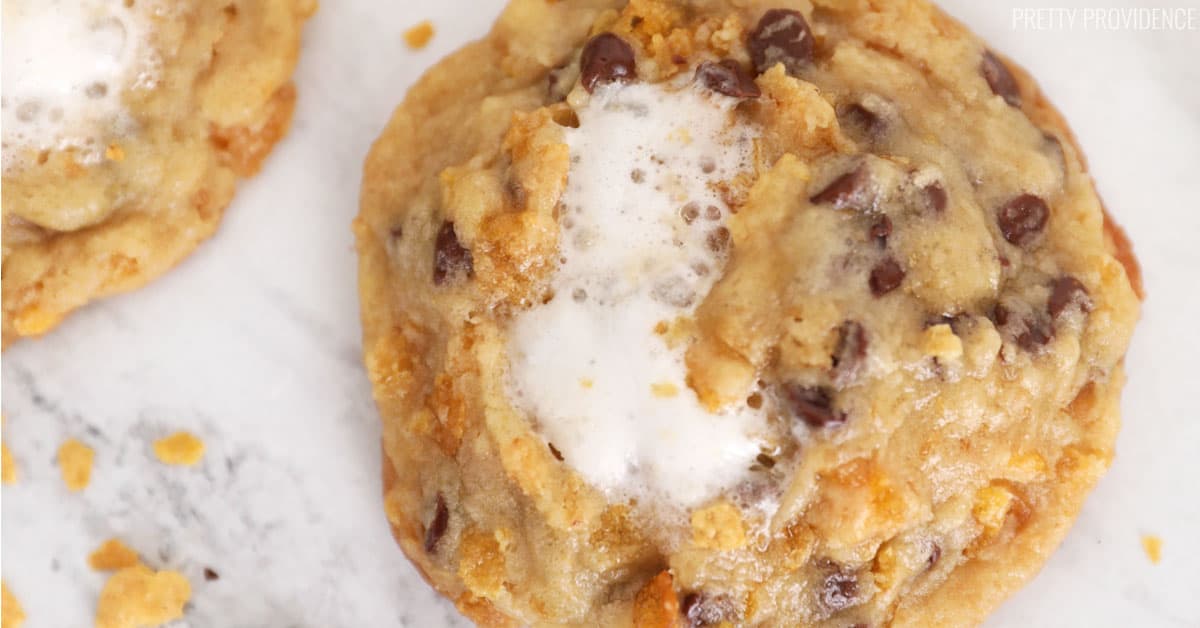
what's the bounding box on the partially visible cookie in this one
[357,1,1141,625]
[1,0,316,346]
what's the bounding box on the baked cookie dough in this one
[356,1,1141,625]
[1,0,316,346]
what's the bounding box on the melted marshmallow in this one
[507,82,765,507]
[1,0,155,170]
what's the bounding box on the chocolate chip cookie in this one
[1,0,315,346]
[356,1,1141,625]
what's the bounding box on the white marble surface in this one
[2,1,1197,626]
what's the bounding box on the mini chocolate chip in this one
[580,33,637,93]
[756,453,776,469]
[748,9,814,76]
[981,50,1021,107]
[203,567,220,581]
[695,60,761,98]
[810,165,871,210]
[433,221,473,285]
[707,226,731,253]
[869,215,892,246]
[424,494,450,553]
[820,571,859,612]
[548,442,564,461]
[680,592,735,626]
[927,543,942,568]
[782,384,845,428]
[833,320,868,382]
[869,257,905,296]
[630,16,644,28]
[704,205,721,220]
[922,182,948,213]
[997,194,1048,247]
[1047,276,1092,318]
[838,102,886,140]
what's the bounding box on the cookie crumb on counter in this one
[95,565,190,628]
[404,21,435,50]
[152,432,205,466]
[57,438,95,492]
[89,539,141,572]
[1141,534,1163,564]
[2,581,25,628]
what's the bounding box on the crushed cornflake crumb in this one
[1,415,16,484]
[95,565,190,628]
[650,382,679,398]
[2,581,25,628]
[58,438,95,492]
[1,443,16,484]
[89,539,141,572]
[1141,534,1163,564]
[404,21,435,50]
[152,432,205,466]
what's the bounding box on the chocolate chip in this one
[424,494,450,553]
[707,226,731,253]
[820,570,859,612]
[704,205,721,220]
[580,33,637,93]
[203,567,220,581]
[869,257,905,297]
[981,50,1021,107]
[680,592,735,627]
[755,453,776,469]
[548,442,564,461]
[922,182,948,213]
[748,9,814,76]
[838,102,886,140]
[991,303,1010,327]
[996,194,1048,247]
[1017,318,1054,351]
[433,221,473,285]
[695,60,761,98]
[869,215,892,247]
[681,202,700,224]
[810,165,871,210]
[782,384,844,428]
[833,320,868,383]
[1047,276,1092,318]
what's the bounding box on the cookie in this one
[356,1,1141,625]
[1,0,316,347]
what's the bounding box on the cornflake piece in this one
[95,565,191,628]
[404,21,435,50]
[2,581,25,628]
[1141,535,1163,565]
[152,432,205,466]
[89,539,141,572]
[58,438,94,492]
